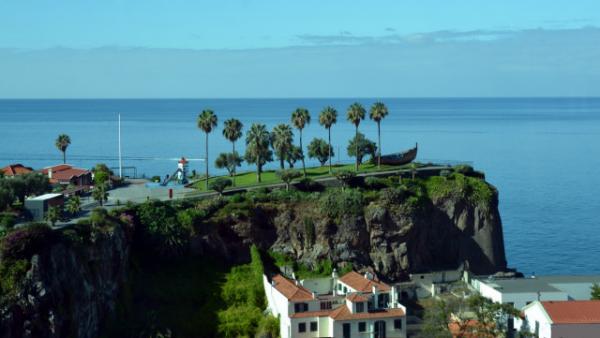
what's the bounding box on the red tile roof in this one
[448,320,495,338]
[1,164,33,176]
[41,165,91,183]
[339,271,391,292]
[271,275,314,302]
[329,304,404,320]
[346,293,369,303]
[541,300,600,324]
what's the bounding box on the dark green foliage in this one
[334,170,356,191]
[379,186,410,205]
[136,200,190,258]
[92,163,113,185]
[308,138,334,166]
[0,258,29,304]
[209,177,233,195]
[320,189,364,220]
[424,174,494,208]
[0,173,50,208]
[295,177,324,192]
[45,205,62,226]
[591,283,600,300]
[215,152,243,177]
[364,176,390,190]
[0,223,54,260]
[276,169,302,191]
[454,164,485,179]
[256,315,280,338]
[0,212,16,229]
[347,132,377,165]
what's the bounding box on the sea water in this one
[1,98,599,275]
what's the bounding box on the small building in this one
[24,193,64,221]
[41,164,92,187]
[520,300,600,338]
[1,163,33,177]
[263,270,407,338]
[470,275,600,309]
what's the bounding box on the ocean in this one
[1,98,599,275]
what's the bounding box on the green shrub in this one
[320,189,364,220]
[209,177,233,195]
[0,223,54,260]
[364,176,389,190]
[0,258,29,303]
[136,200,189,258]
[296,177,324,192]
[217,304,263,338]
[256,315,280,338]
[379,186,410,205]
[0,213,16,229]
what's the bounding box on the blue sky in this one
[1,1,599,97]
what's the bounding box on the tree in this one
[291,108,311,177]
[308,138,334,166]
[209,177,232,196]
[197,109,218,190]
[347,132,377,165]
[270,124,294,169]
[245,123,273,183]
[285,145,302,169]
[45,206,61,226]
[222,118,244,186]
[92,163,112,186]
[346,103,366,171]
[215,152,243,177]
[591,283,600,300]
[55,134,71,164]
[334,170,356,191]
[370,102,389,168]
[319,106,338,173]
[92,183,109,206]
[467,294,521,337]
[276,170,301,191]
[90,207,108,227]
[65,195,81,216]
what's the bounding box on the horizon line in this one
[1,96,600,101]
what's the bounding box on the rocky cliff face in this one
[0,226,130,338]
[199,183,507,280]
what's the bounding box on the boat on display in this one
[380,143,418,165]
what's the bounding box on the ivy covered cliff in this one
[0,166,508,337]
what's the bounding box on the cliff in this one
[0,170,508,336]
[0,222,130,338]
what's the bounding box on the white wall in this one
[301,277,333,295]
[332,318,406,338]
[520,302,552,338]
[263,275,292,338]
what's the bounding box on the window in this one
[298,322,306,333]
[310,321,318,332]
[356,302,365,313]
[294,303,308,313]
[394,319,403,330]
[343,286,347,293]
[320,301,332,310]
[358,322,366,332]
[378,293,389,308]
[343,323,351,338]
[338,283,342,291]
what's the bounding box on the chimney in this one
[48,168,53,179]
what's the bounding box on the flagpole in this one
[118,113,123,178]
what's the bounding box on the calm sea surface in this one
[1,98,599,275]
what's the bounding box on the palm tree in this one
[291,108,311,177]
[65,196,81,216]
[346,102,366,171]
[245,123,272,183]
[92,183,109,206]
[197,109,218,190]
[370,102,389,168]
[271,124,294,169]
[55,134,71,164]
[319,106,338,173]
[222,118,243,186]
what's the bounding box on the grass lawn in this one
[192,162,414,192]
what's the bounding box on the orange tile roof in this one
[339,271,391,292]
[271,274,314,302]
[1,164,33,176]
[41,165,91,183]
[290,309,333,318]
[329,304,404,320]
[541,300,600,324]
[346,293,369,303]
[448,320,495,338]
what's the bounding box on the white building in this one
[520,300,600,338]
[470,275,600,309]
[263,270,407,338]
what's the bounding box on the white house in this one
[520,300,600,338]
[470,275,600,309]
[263,270,407,338]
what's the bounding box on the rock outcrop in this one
[0,226,130,338]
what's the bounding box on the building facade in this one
[264,270,406,338]
[520,300,600,338]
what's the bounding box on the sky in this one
[1,0,599,98]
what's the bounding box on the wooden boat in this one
[380,143,418,165]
